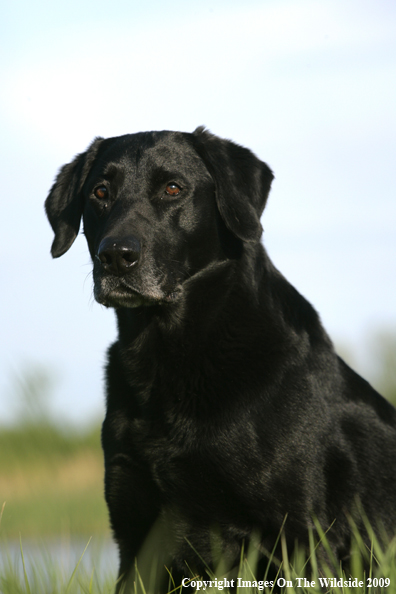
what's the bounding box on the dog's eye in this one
[94,185,108,199]
[165,183,181,197]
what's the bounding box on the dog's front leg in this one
[103,449,162,593]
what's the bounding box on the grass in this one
[2,366,396,593]
[0,423,110,538]
[0,399,118,591]
[0,536,118,594]
[0,500,118,594]
[2,514,396,594]
[1,433,396,594]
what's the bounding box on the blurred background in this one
[0,0,395,566]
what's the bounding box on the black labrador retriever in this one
[46,128,396,590]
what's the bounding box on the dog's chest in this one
[127,412,212,500]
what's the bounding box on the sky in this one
[1,0,395,425]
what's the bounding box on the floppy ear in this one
[191,127,274,243]
[45,137,104,258]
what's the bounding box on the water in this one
[0,535,118,583]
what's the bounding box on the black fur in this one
[46,128,396,591]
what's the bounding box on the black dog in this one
[46,128,396,590]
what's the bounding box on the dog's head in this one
[45,128,273,308]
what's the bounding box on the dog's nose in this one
[97,237,141,276]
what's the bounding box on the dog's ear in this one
[191,127,274,243]
[45,137,104,258]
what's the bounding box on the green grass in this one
[0,538,118,594]
[1,518,396,594]
[0,422,102,473]
[0,422,110,538]
[2,491,109,537]
[0,413,117,590]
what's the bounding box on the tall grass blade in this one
[19,533,31,594]
[65,535,92,593]
[135,564,147,594]
[280,532,294,593]
[0,501,5,528]
[312,517,339,573]
[262,514,287,584]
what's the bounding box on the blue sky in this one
[1,0,395,424]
